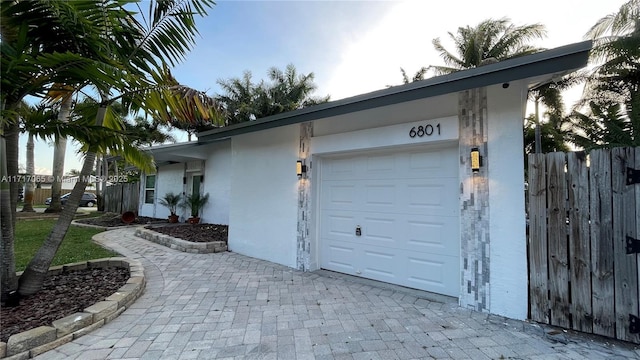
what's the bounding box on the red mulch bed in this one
[0,267,129,343]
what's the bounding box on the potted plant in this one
[159,192,182,223]
[181,192,209,224]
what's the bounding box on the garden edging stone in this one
[0,257,145,359]
[134,227,227,253]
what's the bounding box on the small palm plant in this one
[181,192,209,224]
[159,192,182,223]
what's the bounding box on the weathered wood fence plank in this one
[567,152,592,333]
[528,153,549,324]
[612,147,638,342]
[547,152,570,328]
[589,149,615,338]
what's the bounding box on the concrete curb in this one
[134,227,227,253]
[0,257,145,359]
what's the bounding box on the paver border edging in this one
[70,219,138,231]
[134,227,227,254]
[0,257,146,359]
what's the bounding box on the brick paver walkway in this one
[35,227,639,359]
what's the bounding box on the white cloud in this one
[322,0,627,101]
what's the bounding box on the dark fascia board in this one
[198,40,592,143]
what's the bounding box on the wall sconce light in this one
[296,160,307,178]
[470,147,482,173]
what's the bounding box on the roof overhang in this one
[141,142,209,165]
[197,40,592,143]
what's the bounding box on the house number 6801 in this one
[409,124,441,138]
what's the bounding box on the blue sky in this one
[22,0,627,175]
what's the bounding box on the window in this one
[144,175,156,204]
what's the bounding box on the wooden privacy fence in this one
[528,147,640,343]
[103,183,139,214]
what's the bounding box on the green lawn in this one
[14,219,119,271]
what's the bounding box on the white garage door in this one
[319,145,460,297]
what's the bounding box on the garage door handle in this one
[355,225,362,236]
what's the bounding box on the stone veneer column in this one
[458,88,491,312]
[296,122,313,271]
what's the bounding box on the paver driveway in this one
[36,227,639,360]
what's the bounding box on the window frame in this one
[144,175,156,204]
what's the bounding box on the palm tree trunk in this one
[0,99,19,302]
[21,132,36,212]
[45,96,72,213]
[6,120,20,226]
[0,134,18,302]
[102,154,108,208]
[18,105,106,296]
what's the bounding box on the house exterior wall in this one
[228,125,300,268]
[202,140,231,225]
[139,163,184,219]
[486,82,529,320]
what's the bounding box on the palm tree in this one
[145,66,225,139]
[216,71,259,125]
[399,67,428,84]
[258,64,330,116]
[572,0,639,149]
[570,101,638,150]
[430,18,546,75]
[19,104,54,213]
[1,0,128,301]
[1,0,217,298]
[216,64,329,125]
[525,74,583,154]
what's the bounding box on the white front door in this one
[319,145,460,297]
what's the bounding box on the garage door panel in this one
[365,154,396,173]
[322,211,357,240]
[362,249,397,281]
[404,180,458,215]
[406,254,459,297]
[406,148,459,177]
[323,241,357,273]
[326,157,359,178]
[404,214,458,256]
[362,216,396,245]
[323,183,358,210]
[364,183,396,208]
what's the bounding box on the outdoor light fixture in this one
[296,160,307,177]
[470,148,482,173]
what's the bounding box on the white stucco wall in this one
[139,163,184,219]
[202,140,231,225]
[487,82,529,319]
[228,125,300,268]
